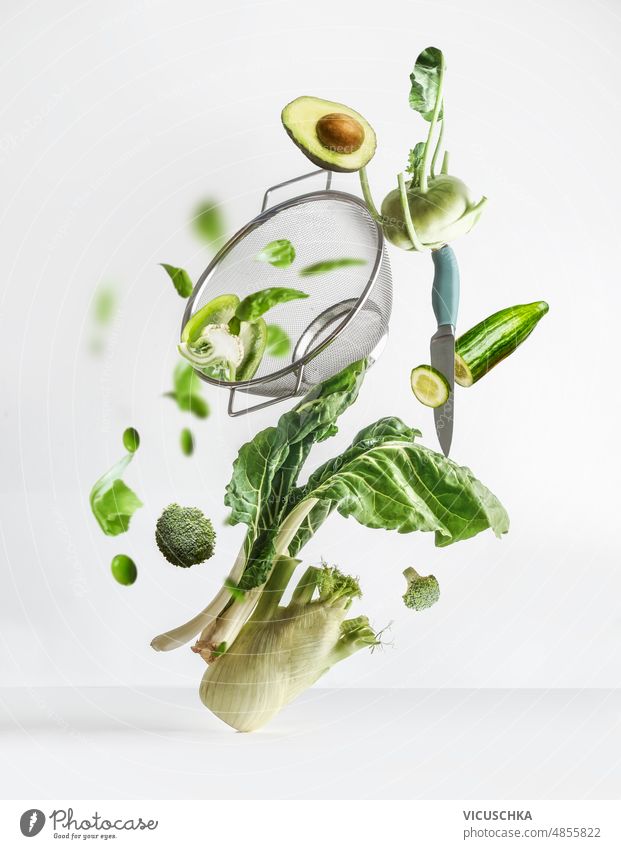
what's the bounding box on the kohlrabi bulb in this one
[381,174,485,251]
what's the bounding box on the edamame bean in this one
[111,554,137,585]
[122,427,140,453]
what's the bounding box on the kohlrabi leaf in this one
[90,453,143,536]
[256,239,296,268]
[301,419,508,545]
[407,143,426,179]
[193,200,226,249]
[165,362,210,419]
[160,263,193,298]
[305,417,421,491]
[409,46,444,122]
[289,417,420,555]
[225,360,367,589]
[235,287,308,322]
[265,324,291,358]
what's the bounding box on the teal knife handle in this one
[432,245,460,327]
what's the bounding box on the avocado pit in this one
[316,112,364,155]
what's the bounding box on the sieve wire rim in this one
[180,189,385,390]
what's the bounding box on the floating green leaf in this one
[90,452,143,536]
[165,362,210,419]
[160,264,193,298]
[235,287,308,322]
[193,200,226,249]
[265,324,291,358]
[256,239,296,268]
[409,46,445,122]
[89,285,117,355]
[93,286,117,325]
[180,427,195,456]
[299,258,367,276]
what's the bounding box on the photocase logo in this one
[19,809,46,837]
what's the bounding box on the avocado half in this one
[281,96,376,173]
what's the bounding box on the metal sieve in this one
[182,170,393,416]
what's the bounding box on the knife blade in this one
[430,246,460,457]
[430,325,455,456]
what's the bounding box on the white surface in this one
[1,687,620,800]
[1,0,621,695]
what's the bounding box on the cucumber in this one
[410,365,450,408]
[455,301,549,387]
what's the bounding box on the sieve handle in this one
[261,169,332,212]
[227,366,305,417]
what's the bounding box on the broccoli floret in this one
[155,503,216,568]
[402,566,440,611]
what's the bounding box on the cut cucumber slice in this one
[454,353,473,387]
[410,365,450,408]
[182,294,240,344]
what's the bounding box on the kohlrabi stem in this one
[430,111,444,180]
[420,57,445,193]
[467,195,488,215]
[290,566,322,606]
[252,556,301,622]
[150,540,247,652]
[359,167,382,222]
[441,150,450,174]
[397,173,426,252]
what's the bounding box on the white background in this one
[1,0,620,698]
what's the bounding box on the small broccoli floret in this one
[402,566,440,611]
[155,503,216,568]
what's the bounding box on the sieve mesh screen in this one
[187,191,392,398]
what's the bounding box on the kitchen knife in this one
[430,245,460,456]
